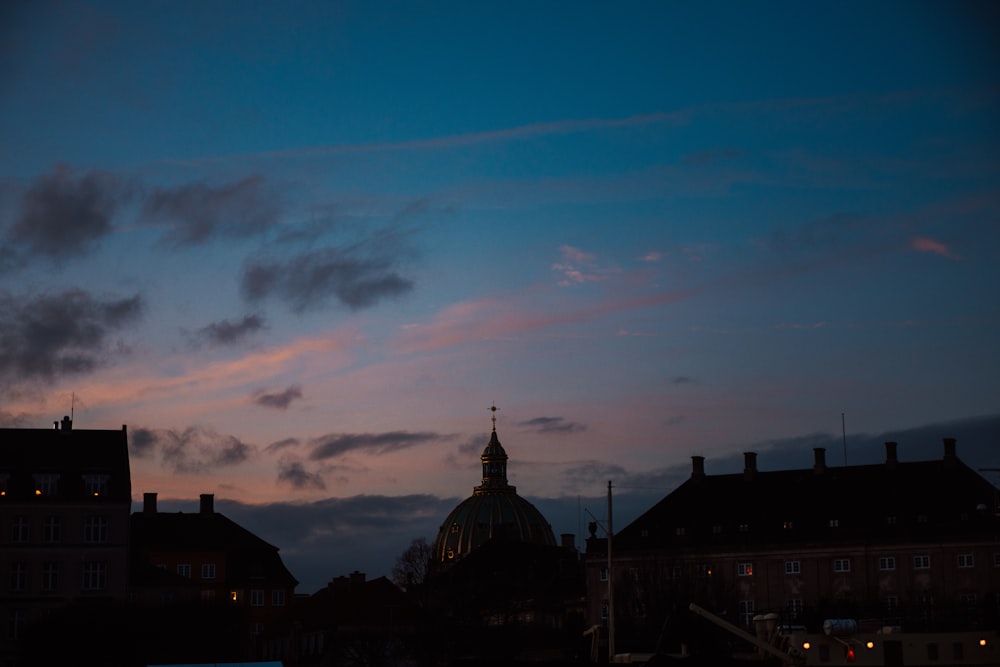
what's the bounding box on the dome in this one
[432,412,556,564]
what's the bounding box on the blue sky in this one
[1,1,998,591]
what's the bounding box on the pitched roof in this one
[0,423,131,502]
[614,444,999,551]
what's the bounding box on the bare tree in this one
[391,537,432,589]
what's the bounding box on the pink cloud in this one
[910,236,960,260]
[640,251,662,262]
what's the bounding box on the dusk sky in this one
[2,1,998,592]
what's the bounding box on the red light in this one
[846,647,856,662]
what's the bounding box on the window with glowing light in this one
[0,473,9,496]
[737,562,753,576]
[82,474,109,496]
[32,474,58,496]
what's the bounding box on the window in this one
[201,563,216,580]
[599,566,608,581]
[957,554,974,569]
[177,564,191,578]
[828,518,840,528]
[886,515,897,525]
[600,604,609,620]
[833,558,851,573]
[675,526,686,536]
[10,517,28,543]
[82,474,109,497]
[0,473,8,497]
[670,566,682,579]
[250,589,264,606]
[738,599,755,627]
[783,520,794,530]
[884,596,898,612]
[82,561,106,591]
[83,516,109,543]
[916,514,928,524]
[784,560,801,575]
[711,525,722,534]
[272,589,285,606]
[43,516,61,543]
[41,562,59,592]
[737,562,753,577]
[697,563,712,577]
[8,561,27,592]
[641,529,650,538]
[738,523,750,532]
[787,599,803,620]
[201,589,216,602]
[33,474,59,496]
[879,556,896,571]
[960,593,977,606]
[913,555,931,569]
[994,553,1000,567]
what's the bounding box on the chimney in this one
[60,415,72,431]
[143,492,158,514]
[813,447,827,474]
[942,437,957,460]
[744,452,758,481]
[349,571,366,588]
[885,441,898,467]
[560,533,575,549]
[200,493,214,514]
[691,455,705,479]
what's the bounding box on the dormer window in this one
[33,474,59,496]
[83,474,109,497]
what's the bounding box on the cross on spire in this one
[489,403,498,432]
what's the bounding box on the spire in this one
[475,403,513,494]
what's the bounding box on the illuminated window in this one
[957,554,974,569]
[33,474,59,496]
[785,560,801,575]
[177,563,191,578]
[834,558,851,573]
[250,589,264,606]
[697,563,712,577]
[272,589,285,606]
[783,520,794,530]
[82,474,109,497]
[82,561,106,591]
[83,516,108,543]
[879,556,896,571]
[737,562,753,577]
[201,563,216,580]
[913,555,930,569]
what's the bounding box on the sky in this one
[1,1,999,592]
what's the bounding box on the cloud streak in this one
[309,431,447,460]
[518,416,587,434]
[253,385,304,410]
[131,425,254,473]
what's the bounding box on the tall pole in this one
[607,480,614,662]
[841,412,847,466]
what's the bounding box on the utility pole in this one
[607,480,615,662]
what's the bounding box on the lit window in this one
[83,516,109,543]
[879,556,896,571]
[33,474,59,496]
[957,554,974,569]
[82,474,109,497]
[82,561,106,591]
[785,560,801,575]
[250,589,264,606]
[737,562,753,577]
[698,563,712,577]
[201,563,216,580]
[913,555,930,569]
[272,589,285,606]
[0,473,9,496]
[834,558,851,573]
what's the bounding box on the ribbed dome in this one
[432,420,555,564]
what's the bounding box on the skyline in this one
[1,1,999,591]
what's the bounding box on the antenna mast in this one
[841,412,847,466]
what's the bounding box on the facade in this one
[432,407,556,566]
[584,438,1000,655]
[130,492,299,653]
[0,417,131,663]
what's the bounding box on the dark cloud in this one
[309,431,445,460]
[277,459,326,490]
[265,437,301,453]
[5,164,127,262]
[241,246,413,313]
[518,416,587,434]
[671,375,695,384]
[0,289,143,384]
[141,174,281,246]
[130,425,254,473]
[193,314,266,346]
[253,385,303,410]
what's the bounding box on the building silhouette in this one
[584,438,1000,657]
[0,417,131,665]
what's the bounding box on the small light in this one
[35,489,42,496]
[981,639,988,647]
[866,641,874,649]
[0,490,5,496]
[846,646,856,662]
[802,642,811,650]
[93,492,99,496]
[231,591,238,601]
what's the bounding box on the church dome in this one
[432,408,556,564]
